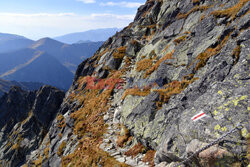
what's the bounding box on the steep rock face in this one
[25,0,249,166]
[0,79,44,98]
[0,86,64,167]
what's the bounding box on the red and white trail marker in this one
[191,111,207,122]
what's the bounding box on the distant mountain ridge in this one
[30,37,103,72]
[0,33,34,53]
[0,48,74,90]
[54,28,120,44]
[0,35,103,89]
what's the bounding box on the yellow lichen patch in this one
[218,90,223,95]
[211,0,249,21]
[214,95,248,117]
[62,71,128,167]
[241,128,248,138]
[214,110,218,115]
[173,35,188,45]
[214,124,221,131]
[136,58,153,72]
[177,6,210,19]
[122,87,151,100]
[145,49,174,78]
[113,46,127,59]
[232,95,247,106]
[221,127,227,132]
[214,125,228,132]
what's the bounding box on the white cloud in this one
[100,1,143,8]
[77,0,96,4]
[91,13,134,20]
[0,12,135,39]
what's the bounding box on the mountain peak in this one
[31,37,65,49]
[54,28,121,44]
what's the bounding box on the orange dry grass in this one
[145,49,174,78]
[57,141,66,156]
[162,45,170,53]
[124,56,132,67]
[154,78,198,108]
[192,0,200,4]
[33,156,43,166]
[113,46,127,59]
[95,47,110,62]
[232,45,241,64]
[100,48,109,56]
[211,0,249,20]
[62,71,128,167]
[200,14,205,21]
[177,6,210,19]
[32,139,50,166]
[57,114,66,128]
[146,30,156,41]
[124,143,146,158]
[195,32,232,71]
[122,87,151,100]
[173,35,188,45]
[142,150,156,167]
[136,58,153,72]
[116,125,130,147]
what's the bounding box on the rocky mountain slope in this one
[0,79,44,97]
[1,0,249,166]
[0,86,64,167]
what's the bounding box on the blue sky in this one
[0,0,145,39]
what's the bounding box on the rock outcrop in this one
[0,86,64,167]
[1,0,249,166]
